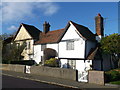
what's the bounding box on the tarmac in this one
[2,70,120,90]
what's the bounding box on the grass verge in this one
[109,81,120,85]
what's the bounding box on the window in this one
[25,42,30,50]
[28,42,31,49]
[41,44,46,51]
[66,41,74,50]
[67,60,76,69]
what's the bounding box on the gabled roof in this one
[35,20,96,44]
[35,28,65,44]
[70,21,96,41]
[13,23,41,41]
[87,47,98,60]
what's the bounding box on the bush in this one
[44,58,59,67]
[2,59,11,64]
[105,69,120,82]
[10,60,36,66]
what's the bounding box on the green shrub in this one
[45,58,59,67]
[105,69,120,82]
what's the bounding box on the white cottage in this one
[33,14,114,82]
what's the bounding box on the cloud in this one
[1,2,59,22]
[35,3,59,16]
[7,25,18,31]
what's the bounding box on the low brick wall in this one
[2,64,25,73]
[2,64,77,81]
[88,70,105,85]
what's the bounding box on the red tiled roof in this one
[35,20,96,44]
[35,28,65,44]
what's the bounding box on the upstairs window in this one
[66,41,74,50]
[41,44,46,51]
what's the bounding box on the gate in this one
[78,71,88,82]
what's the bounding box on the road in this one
[2,75,68,89]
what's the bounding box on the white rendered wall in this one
[47,43,58,52]
[33,45,42,64]
[76,60,85,71]
[61,24,80,40]
[59,24,85,59]
[33,43,58,64]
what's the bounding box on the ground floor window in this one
[67,60,76,69]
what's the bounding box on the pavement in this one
[2,70,120,89]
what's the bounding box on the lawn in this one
[109,81,120,85]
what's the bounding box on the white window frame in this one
[66,41,74,50]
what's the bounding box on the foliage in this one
[105,69,120,82]
[11,60,36,66]
[109,81,120,85]
[45,58,59,67]
[2,42,26,64]
[100,33,120,54]
[100,33,120,68]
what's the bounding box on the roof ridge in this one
[70,21,89,29]
[21,23,35,27]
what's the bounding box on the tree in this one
[2,42,26,63]
[0,33,11,63]
[1,33,26,64]
[100,33,120,68]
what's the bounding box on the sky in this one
[0,2,119,35]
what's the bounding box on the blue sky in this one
[1,2,118,35]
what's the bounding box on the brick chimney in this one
[43,21,50,33]
[95,13,104,42]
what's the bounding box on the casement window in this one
[66,41,74,50]
[41,44,46,51]
[28,42,31,49]
[25,42,30,50]
[67,60,76,69]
